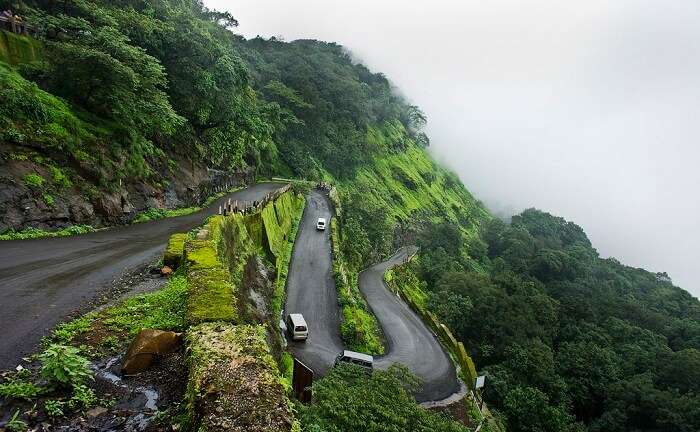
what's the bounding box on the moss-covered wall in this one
[184,232,238,325]
[186,323,296,432]
[182,190,305,431]
[163,233,187,269]
[0,30,41,66]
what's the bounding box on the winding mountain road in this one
[0,182,285,370]
[285,191,462,402]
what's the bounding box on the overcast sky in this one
[206,0,699,297]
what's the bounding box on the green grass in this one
[330,219,385,355]
[132,206,200,224]
[385,260,428,309]
[0,225,95,241]
[102,274,187,336]
[47,273,188,349]
[0,30,42,66]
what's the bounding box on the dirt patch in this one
[429,395,480,429]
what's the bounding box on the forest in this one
[391,210,700,431]
[1,1,699,431]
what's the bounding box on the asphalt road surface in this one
[360,247,461,401]
[0,182,285,370]
[285,191,461,402]
[284,190,343,375]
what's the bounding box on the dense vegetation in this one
[2,1,699,432]
[299,365,468,432]
[395,210,700,431]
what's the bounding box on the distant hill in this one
[1,1,698,431]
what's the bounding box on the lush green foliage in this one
[102,273,187,335]
[412,209,700,431]
[132,206,200,224]
[299,365,468,432]
[0,378,43,401]
[0,224,95,240]
[39,344,93,389]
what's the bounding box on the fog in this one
[206,0,700,297]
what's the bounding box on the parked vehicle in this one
[286,313,309,341]
[316,217,326,230]
[335,350,373,372]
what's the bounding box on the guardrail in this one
[217,183,293,215]
[1,15,37,36]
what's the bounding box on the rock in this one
[121,329,183,375]
[94,193,123,224]
[196,228,209,240]
[161,266,173,276]
[68,195,95,224]
[86,407,108,418]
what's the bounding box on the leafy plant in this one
[43,193,55,206]
[23,173,44,187]
[44,399,65,418]
[6,410,27,432]
[0,379,42,401]
[39,344,93,389]
[67,384,97,410]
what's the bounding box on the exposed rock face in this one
[121,329,183,375]
[0,147,253,232]
[241,255,273,324]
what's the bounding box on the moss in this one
[271,193,305,318]
[184,236,238,325]
[163,233,187,269]
[185,323,293,432]
[261,200,286,257]
[0,30,42,66]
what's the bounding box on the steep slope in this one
[1,2,698,432]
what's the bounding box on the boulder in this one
[121,329,183,375]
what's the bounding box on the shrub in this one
[23,172,44,187]
[0,379,42,401]
[39,344,93,389]
[43,193,55,206]
[50,165,72,188]
[299,364,468,432]
[44,399,65,418]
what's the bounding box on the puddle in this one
[89,356,161,430]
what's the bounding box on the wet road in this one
[284,191,461,402]
[360,247,461,401]
[284,190,343,375]
[0,182,285,370]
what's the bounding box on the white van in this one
[316,218,326,230]
[286,313,309,341]
[335,350,374,373]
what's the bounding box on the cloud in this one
[206,0,700,297]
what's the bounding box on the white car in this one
[286,313,308,341]
[316,217,327,230]
[335,350,374,373]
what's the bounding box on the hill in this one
[0,1,699,431]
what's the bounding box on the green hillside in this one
[0,1,698,432]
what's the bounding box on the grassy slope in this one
[326,137,491,354]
